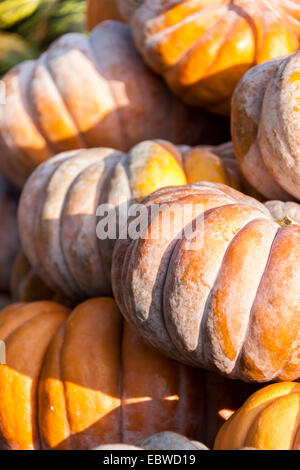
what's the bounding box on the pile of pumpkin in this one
[0,0,299,451]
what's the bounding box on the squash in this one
[108,0,300,114]
[136,432,209,450]
[0,174,19,293]
[232,51,300,201]
[0,20,228,188]
[0,297,259,449]
[18,139,243,302]
[112,181,300,382]
[215,382,300,450]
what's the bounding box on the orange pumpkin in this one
[0,20,228,188]
[112,181,300,382]
[110,0,300,114]
[0,298,259,449]
[215,382,300,450]
[232,51,300,201]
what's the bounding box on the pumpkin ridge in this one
[119,317,125,443]
[145,6,227,73]
[33,52,86,152]
[45,33,98,148]
[244,393,300,449]
[0,302,67,343]
[58,322,73,450]
[96,171,122,290]
[258,54,300,195]
[3,62,53,171]
[59,160,107,298]
[163,203,265,366]
[88,32,126,150]
[44,50,87,149]
[33,151,107,299]
[192,13,242,103]
[1,308,69,449]
[199,209,268,368]
[237,225,300,381]
[18,150,80,295]
[91,160,117,291]
[33,157,81,298]
[212,218,279,376]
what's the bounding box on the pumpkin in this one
[265,200,300,226]
[179,142,243,191]
[112,181,300,382]
[19,139,244,302]
[0,297,259,449]
[0,20,228,188]
[94,431,257,450]
[231,51,300,201]
[0,174,19,293]
[0,1,86,75]
[215,382,300,450]
[107,0,300,114]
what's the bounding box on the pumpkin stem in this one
[277,216,300,227]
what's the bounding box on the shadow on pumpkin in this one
[14,44,231,180]
[41,358,262,450]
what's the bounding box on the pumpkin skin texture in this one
[0,20,228,188]
[215,382,300,450]
[18,143,188,301]
[0,297,257,450]
[112,181,300,382]
[232,51,300,201]
[10,251,73,307]
[114,0,300,114]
